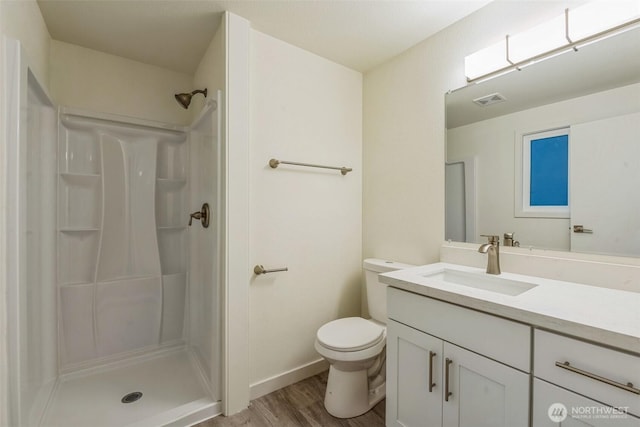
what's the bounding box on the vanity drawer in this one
[534,329,640,416]
[387,287,530,372]
[533,379,640,426]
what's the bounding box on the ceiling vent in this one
[472,92,507,107]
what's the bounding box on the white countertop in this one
[380,263,640,354]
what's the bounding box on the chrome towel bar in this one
[269,158,352,175]
[254,265,288,275]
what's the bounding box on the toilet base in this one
[324,364,385,418]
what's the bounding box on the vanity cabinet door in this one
[442,343,529,427]
[533,379,640,426]
[387,319,443,427]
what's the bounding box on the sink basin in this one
[422,268,538,296]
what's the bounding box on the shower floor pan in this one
[40,348,220,427]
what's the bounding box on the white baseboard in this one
[249,359,328,400]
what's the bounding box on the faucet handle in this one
[481,234,500,244]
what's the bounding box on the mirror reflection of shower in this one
[174,88,208,109]
[445,158,476,243]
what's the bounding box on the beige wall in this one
[49,40,192,124]
[248,29,362,391]
[0,0,50,86]
[192,15,226,121]
[362,0,587,266]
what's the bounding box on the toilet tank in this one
[364,258,415,323]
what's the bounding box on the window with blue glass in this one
[516,128,570,218]
[530,134,568,206]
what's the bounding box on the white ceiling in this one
[36,0,492,74]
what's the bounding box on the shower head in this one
[174,88,208,109]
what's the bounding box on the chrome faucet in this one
[478,235,501,275]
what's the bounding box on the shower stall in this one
[5,39,222,426]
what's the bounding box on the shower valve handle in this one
[189,203,210,228]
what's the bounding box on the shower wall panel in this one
[188,96,221,390]
[156,138,189,347]
[97,134,160,281]
[21,72,58,426]
[57,113,188,370]
[95,277,162,356]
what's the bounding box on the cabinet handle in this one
[445,357,453,402]
[429,351,436,392]
[555,361,640,395]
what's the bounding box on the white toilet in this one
[314,258,414,418]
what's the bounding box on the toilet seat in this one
[317,317,385,352]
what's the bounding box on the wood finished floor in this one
[195,371,385,427]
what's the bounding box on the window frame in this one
[515,127,570,218]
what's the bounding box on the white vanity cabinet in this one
[386,287,531,427]
[381,262,640,427]
[532,330,640,426]
[386,320,443,427]
[533,379,640,427]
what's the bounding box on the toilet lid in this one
[317,317,385,352]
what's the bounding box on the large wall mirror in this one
[445,26,640,258]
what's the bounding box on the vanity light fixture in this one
[464,0,640,82]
